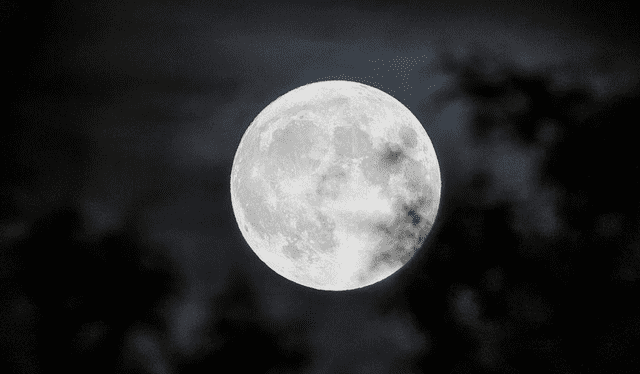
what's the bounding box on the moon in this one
[230,80,441,291]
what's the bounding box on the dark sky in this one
[3,1,639,373]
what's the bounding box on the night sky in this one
[3,1,639,373]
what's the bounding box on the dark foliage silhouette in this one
[170,263,313,374]
[1,204,181,373]
[381,51,640,373]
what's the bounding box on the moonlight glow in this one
[230,80,441,291]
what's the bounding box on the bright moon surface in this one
[230,80,441,291]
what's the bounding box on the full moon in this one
[230,80,441,291]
